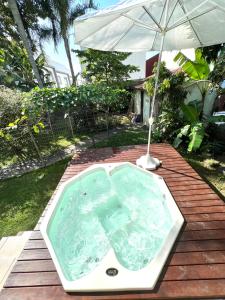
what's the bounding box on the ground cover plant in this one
[0,158,69,237]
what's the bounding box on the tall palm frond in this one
[69,1,98,25]
[38,0,97,84]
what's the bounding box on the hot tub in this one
[41,162,184,292]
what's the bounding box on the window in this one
[64,77,69,86]
[57,76,62,85]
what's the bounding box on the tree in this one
[7,0,44,88]
[174,49,217,120]
[39,0,96,85]
[174,49,210,81]
[0,39,50,91]
[74,49,139,85]
[209,51,225,86]
[200,44,225,64]
[173,49,220,152]
[1,0,44,49]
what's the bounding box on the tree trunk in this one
[7,0,44,88]
[63,35,76,85]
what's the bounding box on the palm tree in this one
[7,0,44,88]
[40,0,96,85]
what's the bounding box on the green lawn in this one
[0,132,88,169]
[183,153,225,199]
[95,126,149,148]
[0,158,70,238]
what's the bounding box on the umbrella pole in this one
[136,0,169,170]
[147,33,166,156]
[136,34,165,170]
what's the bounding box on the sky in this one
[43,0,120,75]
[43,0,194,75]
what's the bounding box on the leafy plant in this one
[39,0,97,84]
[174,101,206,152]
[174,49,219,117]
[28,84,130,113]
[208,114,225,123]
[209,50,225,86]
[0,109,44,141]
[174,49,210,80]
[144,62,186,110]
[0,40,50,91]
[74,49,139,86]
[144,62,186,142]
[0,86,23,127]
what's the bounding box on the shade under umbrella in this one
[74,0,225,169]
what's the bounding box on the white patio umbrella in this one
[74,0,225,170]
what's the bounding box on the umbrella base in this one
[136,154,161,170]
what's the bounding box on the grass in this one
[0,132,88,168]
[182,152,225,199]
[0,158,70,238]
[95,126,149,148]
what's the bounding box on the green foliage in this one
[144,62,171,96]
[174,101,206,152]
[180,102,201,123]
[144,62,186,142]
[0,0,46,51]
[39,0,96,48]
[74,49,139,86]
[144,62,186,109]
[209,114,225,123]
[153,108,184,143]
[200,44,225,64]
[39,0,97,82]
[174,49,210,80]
[95,127,148,148]
[0,39,50,91]
[172,49,224,153]
[28,84,130,113]
[209,50,225,86]
[188,122,205,152]
[0,86,23,127]
[0,158,69,237]
[0,108,45,143]
[0,87,45,162]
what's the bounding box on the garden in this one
[1,0,225,239]
[1,46,225,236]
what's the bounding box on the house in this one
[133,54,160,125]
[45,57,72,88]
[124,52,147,80]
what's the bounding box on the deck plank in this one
[2,144,225,300]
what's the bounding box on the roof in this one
[45,56,71,75]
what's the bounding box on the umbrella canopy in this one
[74,0,225,52]
[74,0,225,170]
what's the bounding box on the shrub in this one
[28,84,130,114]
[0,86,24,127]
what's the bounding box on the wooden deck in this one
[1,144,225,299]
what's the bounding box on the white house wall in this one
[134,91,141,115]
[185,81,217,118]
[124,52,146,80]
[143,92,150,125]
[133,90,150,125]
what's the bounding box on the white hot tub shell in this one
[40,162,184,292]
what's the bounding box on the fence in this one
[0,109,130,169]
